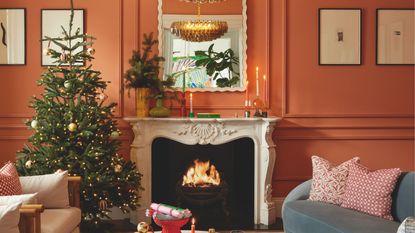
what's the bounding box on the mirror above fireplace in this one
[158,0,247,92]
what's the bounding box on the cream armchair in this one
[18,176,81,233]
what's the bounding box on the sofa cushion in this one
[283,200,400,233]
[309,156,359,205]
[0,202,21,233]
[41,207,81,233]
[0,193,38,205]
[19,170,69,208]
[341,163,401,220]
[0,162,23,196]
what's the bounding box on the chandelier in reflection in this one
[171,0,228,42]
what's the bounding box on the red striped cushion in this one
[341,163,401,220]
[0,162,22,196]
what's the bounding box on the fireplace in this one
[152,138,254,229]
[125,117,281,226]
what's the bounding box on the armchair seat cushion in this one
[283,200,400,233]
[41,207,81,233]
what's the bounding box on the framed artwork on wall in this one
[318,8,362,65]
[377,9,415,65]
[41,9,85,66]
[0,8,26,65]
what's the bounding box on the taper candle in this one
[182,69,186,93]
[190,93,193,113]
[245,81,249,104]
[256,66,259,97]
[263,75,267,105]
[191,218,196,233]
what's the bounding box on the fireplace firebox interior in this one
[152,137,255,230]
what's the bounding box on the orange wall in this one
[0,0,414,197]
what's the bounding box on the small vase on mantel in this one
[149,98,171,118]
[136,88,150,117]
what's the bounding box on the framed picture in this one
[377,9,415,65]
[0,8,26,65]
[41,9,85,66]
[319,8,362,65]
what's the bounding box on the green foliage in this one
[195,44,240,88]
[124,33,165,90]
[15,0,142,229]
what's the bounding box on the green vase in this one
[149,99,171,118]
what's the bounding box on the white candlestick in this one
[190,93,193,113]
[256,66,259,97]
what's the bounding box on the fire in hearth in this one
[182,159,221,187]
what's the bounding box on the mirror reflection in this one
[0,9,25,65]
[159,0,247,92]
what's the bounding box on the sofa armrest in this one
[19,204,44,233]
[282,180,312,216]
[68,176,81,208]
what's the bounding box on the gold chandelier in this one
[170,0,228,42]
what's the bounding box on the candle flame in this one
[192,218,195,224]
[263,75,267,80]
[190,93,193,98]
[256,66,259,72]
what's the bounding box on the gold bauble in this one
[137,222,151,233]
[25,160,33,169]
[114,164,123,173]
[68,123,78,132]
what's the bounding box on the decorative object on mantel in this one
[125,33,176,117]
[171,0,228,42]
[124,117,281,225]
[189,93,195,118]
[252,66,265,117]
[197,113,221,118]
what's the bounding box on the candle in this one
[245,81,249,106]
[255,66,259,97]
[263,75,267,106]
[191,218,196,233]
[190,93,193,113]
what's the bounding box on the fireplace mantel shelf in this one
[125,116,281,226]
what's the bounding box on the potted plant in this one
[195,44,240,88]
[124,33,164,117]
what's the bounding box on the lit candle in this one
[255,66,259,97]
[245,81,249,106]
[263,75,267,106]
[190,93,193,113]
[191,218,196,233]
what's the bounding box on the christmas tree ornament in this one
[60,51,69,62]
[99,200,108,210]
[30,120,39,129]
[87,47,96,55]
[110,131,120,139]
[25,160,33,169]
[68,123,78,132]
[64,80,72,89]
[96,92,108,101]
[114,164,123,173]
[43,48,52,56]
[137,222,151,233]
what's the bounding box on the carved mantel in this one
[124,117,281,225]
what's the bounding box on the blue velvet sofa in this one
[282,172,414,233]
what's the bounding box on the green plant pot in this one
[149,99,171,118]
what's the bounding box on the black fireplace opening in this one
[152,137,254,230]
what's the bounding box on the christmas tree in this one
[16,0,142,228]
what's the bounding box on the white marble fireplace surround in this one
[124,117,281,225]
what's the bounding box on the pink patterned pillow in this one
[341,163,401,220]
[0,162,23,196]
[308,156,360,205]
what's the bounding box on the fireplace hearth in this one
[125,117,281,226]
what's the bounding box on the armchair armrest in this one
[68,176,81,208]
[282,180,312,216]
[19,204,44,233]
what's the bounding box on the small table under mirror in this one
[158,0,247,92]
